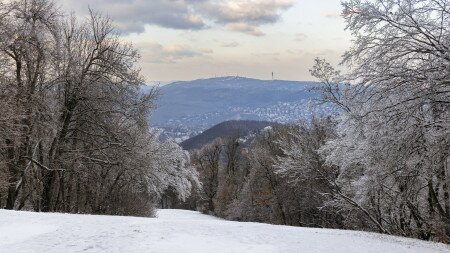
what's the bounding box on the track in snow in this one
[0,209,449,253]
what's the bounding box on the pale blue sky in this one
[62,0,351,82]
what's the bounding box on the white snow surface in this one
[0,209,449,253]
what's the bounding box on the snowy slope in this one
[0,209,448,253]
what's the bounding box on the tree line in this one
[0,0,197,216]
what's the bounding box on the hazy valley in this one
[148,76,334,142]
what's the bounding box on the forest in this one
[0,0,449,245]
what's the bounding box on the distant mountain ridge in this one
[180,120,277,150]
[148,76,332,141]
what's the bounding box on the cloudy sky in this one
[61,0,351,82]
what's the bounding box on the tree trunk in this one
[5,185,17,209]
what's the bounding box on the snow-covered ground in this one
[0,209,449,253]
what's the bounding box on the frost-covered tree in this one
[273,119,343,228]
[143,135,200,202]
[309,0,449,242]
[0,0,198,216]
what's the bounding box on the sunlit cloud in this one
[200,0,294,36]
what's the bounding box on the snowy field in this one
[0,209,449,253]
